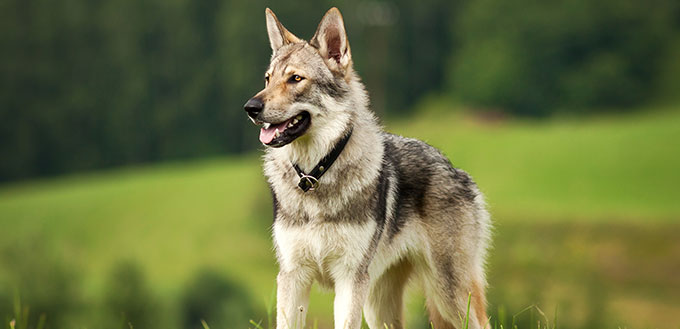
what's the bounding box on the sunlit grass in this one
[4,291,562,329]
[390,103,680,222]
[0,156,277,299]
[237,293,558,329]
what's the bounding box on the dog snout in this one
[244,97,264,120]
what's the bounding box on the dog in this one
[243,7,492,329]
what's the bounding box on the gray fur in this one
[249,7,492,329]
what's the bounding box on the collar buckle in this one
[298,174,319,192]
[292,127,353,193]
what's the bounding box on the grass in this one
[238,292,556,329]
[0,105,679,328]
[392,102,680,222]
[0,157,276,299]
[5,291,558,329]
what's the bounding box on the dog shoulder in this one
[384,132,478,190]
[382,132,483,227]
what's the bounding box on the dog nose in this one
[244,97,264,119]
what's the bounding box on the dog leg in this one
[334,271,370,329]
[363,259,412,329]
[277,270,313,329]
[422,257,486,329]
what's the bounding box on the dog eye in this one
[289,75,304,83]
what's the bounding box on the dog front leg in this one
[334,271,369,329]
[277,270,312,329]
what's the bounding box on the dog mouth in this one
[258,111,311,147]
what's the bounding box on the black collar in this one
[293,127,353,192]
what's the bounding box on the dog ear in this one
[265,8,302,52]
[310,7,352,75]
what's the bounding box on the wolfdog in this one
[243,7,491,329]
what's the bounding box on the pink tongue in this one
[259,121,289,144]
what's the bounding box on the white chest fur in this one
[274,220,377,285]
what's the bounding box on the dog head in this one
[244,8,356,148]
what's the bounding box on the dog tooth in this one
[292,118,299,124]
[274,129,280,138]
[263,122,271,129]
[296,115,303,120]
[288,122,294,128]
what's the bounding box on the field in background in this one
[1,106,679,328]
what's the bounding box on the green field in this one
[1,107,679,329]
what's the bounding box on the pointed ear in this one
[310,7,352,74]
[265,8,302,52]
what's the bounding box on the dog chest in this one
[273,221,377,279]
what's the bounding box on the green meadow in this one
[1,106,679,329]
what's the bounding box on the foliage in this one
[3,0,678,181]
[0,0,453,181]
[0,0,267,181]
[180,269,259,329]
[449,0,680,115]
[0,257,261,329]
[101,261,159,329]
[0,238,81,329]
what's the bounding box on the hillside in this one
[1,107,678,328]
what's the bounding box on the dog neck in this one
[292,126,353,192]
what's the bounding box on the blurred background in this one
[1,0,679,328]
